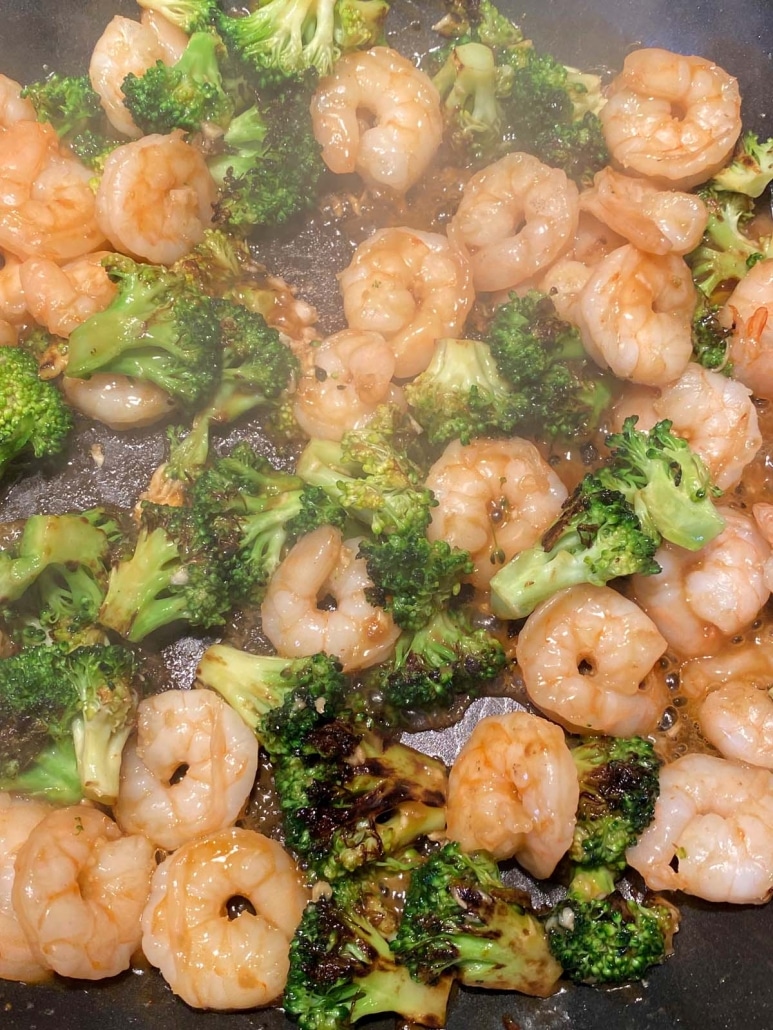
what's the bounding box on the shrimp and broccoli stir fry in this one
[0,0,772,1026]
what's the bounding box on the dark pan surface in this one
[1,1,772,1028]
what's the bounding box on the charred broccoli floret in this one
[711,131,773,198]
[688,186,773,299]
[134,0,220,34]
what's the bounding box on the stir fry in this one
[0,0,772,1028]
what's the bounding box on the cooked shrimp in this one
[600,48,742,189]
[425,438,568,588]
[114,689,259,852]
[292,329,402,441]
[95,131,215,264]
[20,252,117,337]
[630,507,771,659]
[450,152,580,294]
[140,9,188,63]
[61,373,177,429]
[12,805,155,979]
[577,244,696,386]
[721,258,773,401]
[311,46,443,193]
[446,710,579,879]
[0,794,52,984]
[0,74,36,128]
[261,526,400,672]
[626,753,773,904]
[89,15,180,138]
[579,167,708,255]
[338,226,473,378]
[540,258,593,325]
[752,502,773,591]
[567,211,627,266]
[142,828,308,1010]
[516,584,669,737]
[612,363,761,490]
[0,319,16,345]
[0,120,106,262]
[0,252,28,326]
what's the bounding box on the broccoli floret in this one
[122,31,234,135]
[359,528,473,632]
[490,477,660,620]
[211,90,326,232]
[257,680,447,879]
[0,346,73,481]
[196,644,347,734]
[135,0,220,33]
[711,131,773,198]
[691,291,733,372]
[191,442,344,599]
[21,72,102,139]
[433,0,523,46]
[432,42,504,165]
[688,187,773,300]
[296,407,433,536]
[404,337,519,446]
[0,509,118,608]
[546,892,678,985]
[568,736,662,894]
[284,859,453,1030]
[98,501,229,642]
[67,128,122,173]
[217,0,388,86]
[531,110,609,186]
[391,842,562,994]
[485,290,613,442]
[66,255,221,410]
[599,417,726,551]
[360,607,507,726]
[0,644,139,805]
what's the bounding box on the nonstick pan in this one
[0,1,772,1028]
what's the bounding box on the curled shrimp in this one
[579,167,708,256]
[142,828,308,1010]
[338,226,473,378]
[577,244,696,387]
[95,131,215,265]
[261,526,400,672]
[140,9,188,64]
[20,252,117,338]
[311,46,443,194]
[626,753,773,904]
[0,74,36,128]
[450,152,579,294]
[292,329,403,441]
[721,258,773,401]
[752,502,773,591]
[446,710,579,879]
[0,794,52,984]
[630,507,771,660]
[89,15,183,138]
[12,805,155,980]
[0,252,28,326]
[515,584,669,737]
[613,363,761,491]
[0,120,105,262]
[114,689,259,852]
[425,437,568,589]
[600,48,742,189]
[61,373,177,429]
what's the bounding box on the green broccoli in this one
[196,644,347,734]
[190,441,344,600]
[0,644,139,805]
[211,90,326,232]
[284,858,453,1030]
[121,30,234,135]
[0,509,118,608]
[21,72,102,139]
[359,607,507,727]
[135,0,220,34]
[217,0,388,86]
[711,131,773,198]
[599,417,725,551]
[391,842,562,995]
[691,291,733,372]
[688,186,773,300]
[66,255,221,410]
[0,346,73,481]
[530,111,610,186]
[433,0,524,46]
[432,42,504,165]
[490,477,660,620]
[98,501,230,642]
